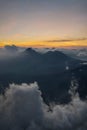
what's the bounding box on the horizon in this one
[0,37,87,48]
[1,44,87,49]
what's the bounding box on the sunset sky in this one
[0,0,87,48]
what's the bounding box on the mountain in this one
[4,45,18,52]
[17,48,81,75]
[72,63,87,99]
[60,48,87,61]
[0,48,84,104]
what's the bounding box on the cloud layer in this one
[46,38,87,43]
[0,82,87,130]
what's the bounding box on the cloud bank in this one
[0,45,25,59]
[0,82,87,130]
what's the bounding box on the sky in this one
[0,0,87,48]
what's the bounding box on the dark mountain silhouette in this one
[4,45,18,52]
[72,64,87,99]
[0,48,86,104]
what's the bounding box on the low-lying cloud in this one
[0,82,87,130]
[0,45,25,59]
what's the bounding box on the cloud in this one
[0,82,87,130]
[0,45,25,59]
[46,38,87,43]
[4,45,18,52]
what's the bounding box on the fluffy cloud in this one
[0,82,87,130]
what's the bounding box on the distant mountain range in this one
[0,48,87,104]
[0,48,80,75]
[59,48,87,60]
[4,45,18,52]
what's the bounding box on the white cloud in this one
[0,82,87,130]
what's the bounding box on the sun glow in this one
[0,38,87,48]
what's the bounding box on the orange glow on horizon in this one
[0,39,87,48]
